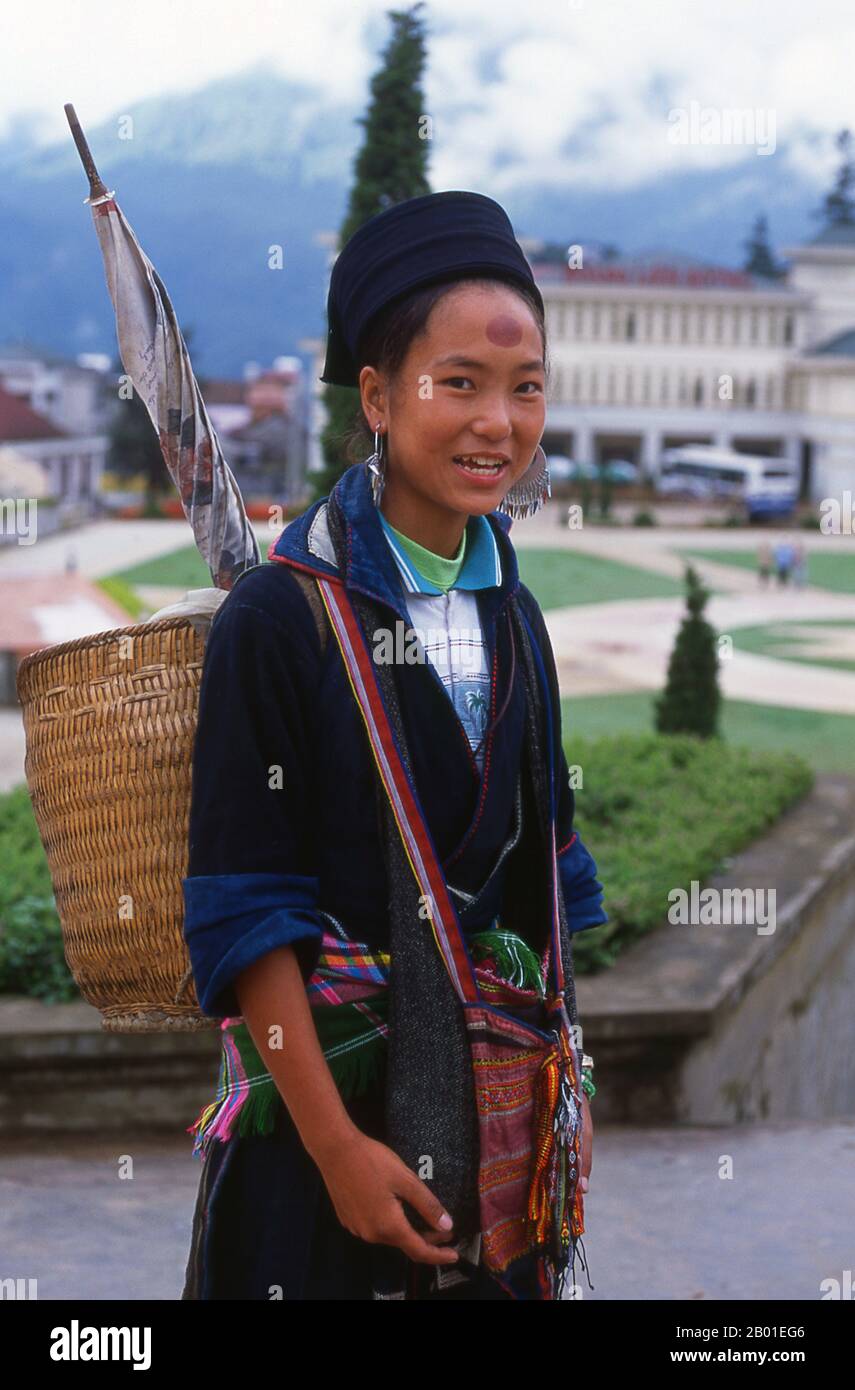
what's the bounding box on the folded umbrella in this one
[64,102,260,590]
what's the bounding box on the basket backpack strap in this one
[289,569,330,654]
[235,561,330,653]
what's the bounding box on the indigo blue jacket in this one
[183,461,607,1018]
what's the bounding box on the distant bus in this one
[657,446,798,519]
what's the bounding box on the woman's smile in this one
[452,453,512,484]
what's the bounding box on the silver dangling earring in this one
[496,442,551,520]
[366,425,387,508]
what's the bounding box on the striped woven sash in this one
[187,914,545,1162]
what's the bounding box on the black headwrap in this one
[320,190,544,388]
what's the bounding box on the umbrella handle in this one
[64,103,110,202]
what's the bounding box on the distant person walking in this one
[773,538,794,587]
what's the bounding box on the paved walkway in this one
[1,1118,851,1300]
[547,588,855,709]
[513,512,855,708]
[0,519,272,581]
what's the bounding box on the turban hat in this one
[320,190,544,388]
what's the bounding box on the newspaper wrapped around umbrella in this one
[64,103,260,590]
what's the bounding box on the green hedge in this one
[0,733,813,999]
[566,733,813,972]
[0,786,78,1001]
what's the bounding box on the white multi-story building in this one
[529,222,855,502]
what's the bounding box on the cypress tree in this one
[815,128,855,231]
[654,565,721,739]
[312,3,432,499]
[743,214,784,279]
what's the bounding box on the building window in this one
[79,455,92,497]
[625,371,634,403]
[60,457,71,497]
[592,305,601,337]
[661,372,669,403]
[745,379,756,407]
[626,310,636,341]
[714,308,724,343]
[749,310,759,344]
[610,307,620,339]
[680,306,690,342]
[662,308,672,341]
[697,309,706,343]
[693,377,704,405]
[783,314,794,345]
[642,370,651,404]
[607,370,616,403]
[574,304,584,337]
[590,368,599,403]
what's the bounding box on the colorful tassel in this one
[523,1014,587,1297]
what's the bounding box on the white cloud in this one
[2,0,852,192]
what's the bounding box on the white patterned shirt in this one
[378,513,503,773]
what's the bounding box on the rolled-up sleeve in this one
[556,828,607,936]
[182,570,326,1018]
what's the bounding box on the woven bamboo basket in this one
[17,616,217,1033]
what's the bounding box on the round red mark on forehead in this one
[485,314,524,347]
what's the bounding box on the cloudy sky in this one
[3,0,853,194]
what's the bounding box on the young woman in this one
[180,191,607,1301]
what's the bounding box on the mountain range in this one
[0,64,829,378]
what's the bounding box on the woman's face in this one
[360,281,546,530]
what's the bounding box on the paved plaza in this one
[1,1117,852,1301]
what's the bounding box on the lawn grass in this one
[95,575,148,620]
[727,620,855,674]
[108,520,273,589]
[681,547,855,594]
[561,691,855,774]
[110,540,688,611]
[516,548,686,609]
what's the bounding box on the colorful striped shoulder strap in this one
[311,572,567,1012]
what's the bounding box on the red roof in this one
[531,259,760,290]
[0,384,66,441]
[201,379,245,405]
[0,576,130,657]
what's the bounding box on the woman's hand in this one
[316,1129,461,1266]
[579,1091,593,1195]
